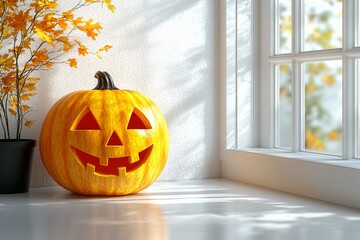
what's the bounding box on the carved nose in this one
[107,131,123,146]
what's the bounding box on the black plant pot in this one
[0,139,36,194]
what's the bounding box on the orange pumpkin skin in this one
[39,72,169,195]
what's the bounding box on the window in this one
[226,0,360,159]
[270,0,360,159]
[220,0,360,210]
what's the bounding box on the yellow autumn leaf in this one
[78,45,88,56]
[104,0,116,13]
[1,72,16,86]
[71,17,83,27]
[57,18,68,30]
[36,0,56,7]
[21,93,35,101]
[327,131,340,141]
[21,105,30,112]
[9,108,17,116]
[35,28,54,46]
[99,45,112,52]
[22,37,34,49]
[56,36,72,52]
[305,82,316,93]
[322,75,335,86]
[44,12,55,21]
[27,77,40,83]
[32,50,49,65]
[306,131,325,151]
[62,10,74,19]
[67,58,78,68]
[1,86,12,94]
[44,61,54,68]
[10,96,17,108]
[82,19,102,40]
[25,82,36,91]
[95,51,102,59]
[9,9,31,33]
[47,1,58,9]
[24,119,34,128]
[279,64,289,73]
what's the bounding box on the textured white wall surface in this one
[22,0,220,187]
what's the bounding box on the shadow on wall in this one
[225,0,254,150]
[29,0,220,186]
[140,0,220,180]
[26,68,59,187]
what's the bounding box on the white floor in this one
[1,179,360,240]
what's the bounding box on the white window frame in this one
[220,0,360,209]
[270,0,358,158]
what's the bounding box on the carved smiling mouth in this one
[71,145,153,176]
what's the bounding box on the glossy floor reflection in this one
[1,179,360,240]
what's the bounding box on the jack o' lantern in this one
[39,71,169,195]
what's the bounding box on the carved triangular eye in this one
[76,110,101,130]
[127,108,152,129]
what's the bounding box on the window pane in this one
[276,64,292,148]
[276,0,292,54]
[304,60,342,155]
[303,0,342,51]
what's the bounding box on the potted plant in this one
[0,0,114,193]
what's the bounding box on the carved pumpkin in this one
[39,71,169,195]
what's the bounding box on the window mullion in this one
[356,0,360,46]
[342,0,355,159]
[343,57,355,159]
[293,0,302,55]
[292,60,302,152]
[356,61,359,158]
[291,0,302,152]
[343,0,354,50]
[262,0,278,148]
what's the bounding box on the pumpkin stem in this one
[94,71,118,90]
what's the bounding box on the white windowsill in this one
[220,148,360,209]
[234,148,360,170]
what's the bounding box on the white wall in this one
[22,0,220,187]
